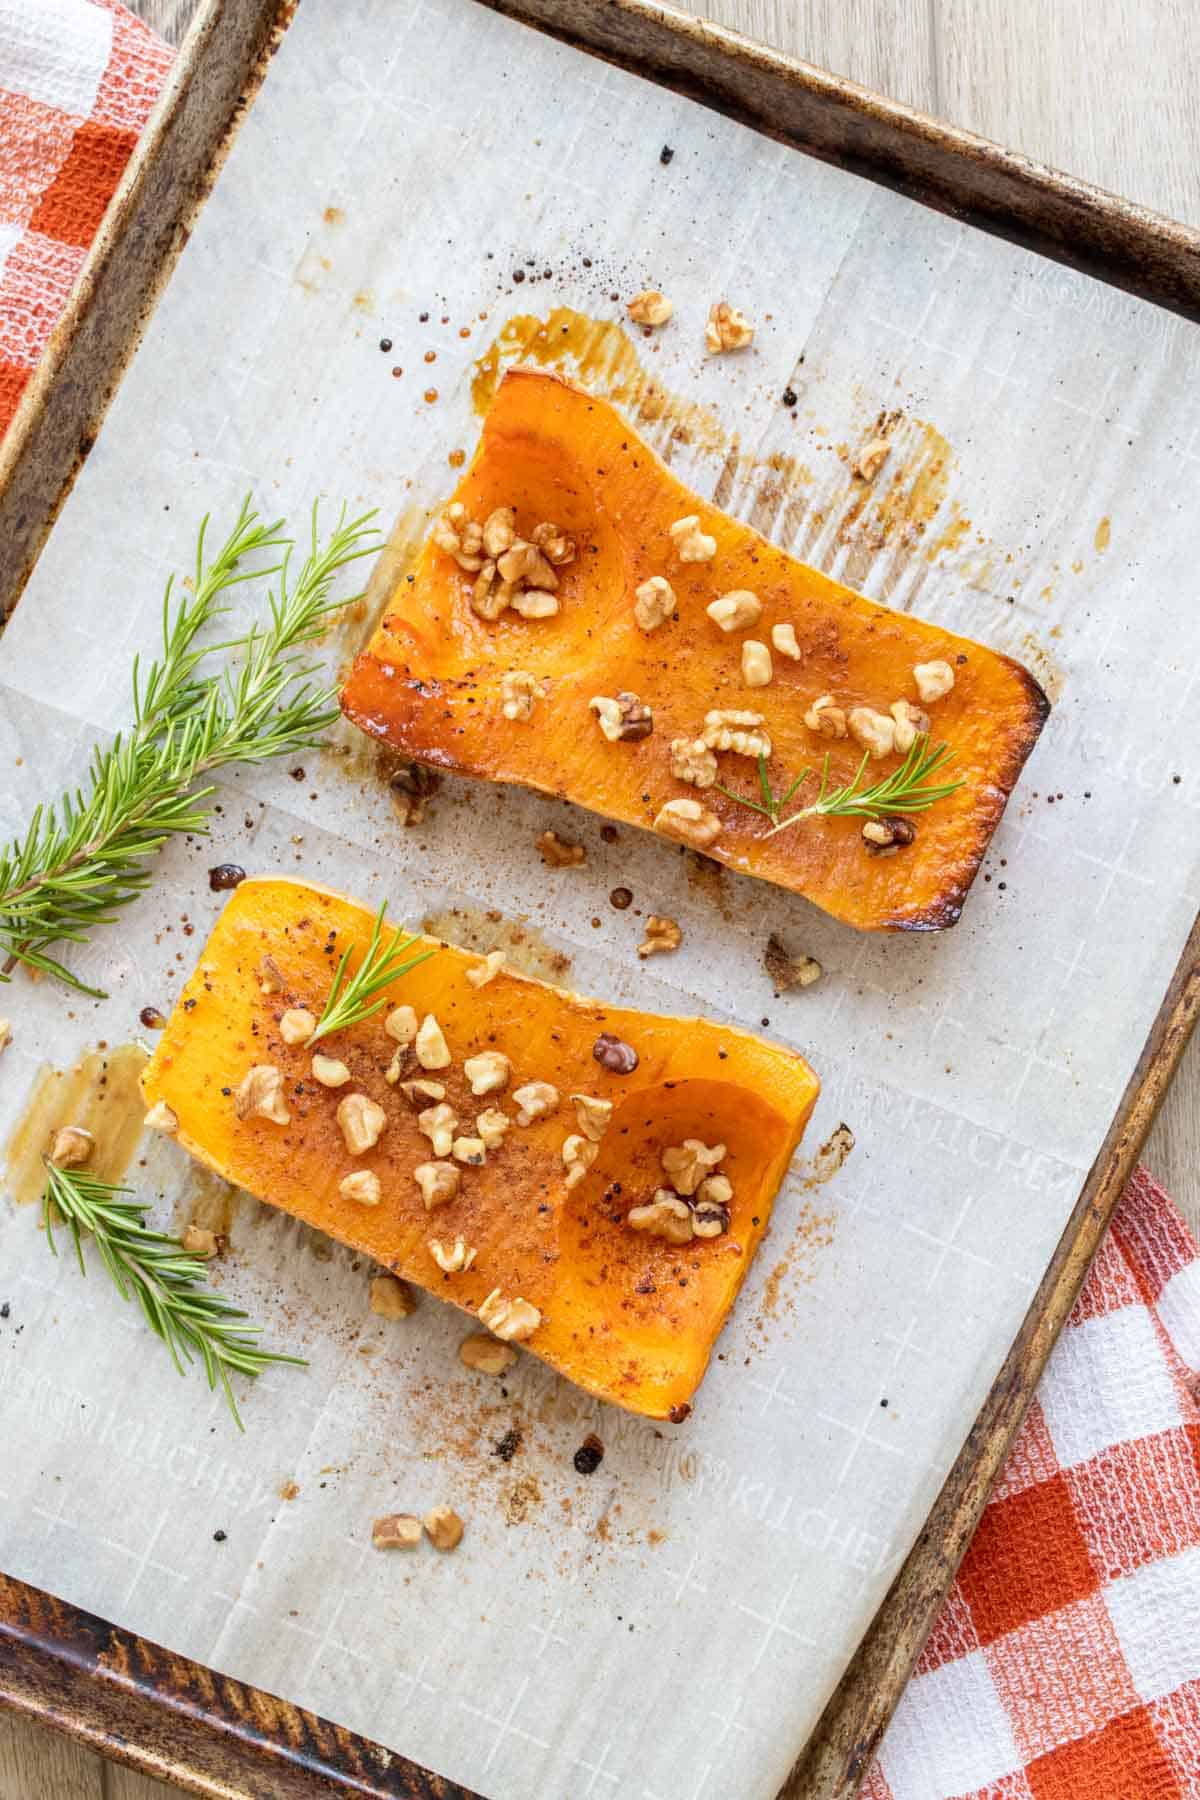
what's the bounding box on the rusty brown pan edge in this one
[0,1571,479,1800]
[480,0,1200,323]
[784,908,1200,1798]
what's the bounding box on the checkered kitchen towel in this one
[4,8,1200,1797]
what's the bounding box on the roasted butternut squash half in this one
[140,877,819,1419]
[342,369,1048,930]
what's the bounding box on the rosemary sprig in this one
[42,1160,304,1430]
[716,735,963,838]
[306,901,435,1046]
[0,498,379,994]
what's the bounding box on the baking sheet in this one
[1,3,1198,1797]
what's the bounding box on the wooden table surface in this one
[4,1,1198,1795]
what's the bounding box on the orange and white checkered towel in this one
[3,9,1199,1797]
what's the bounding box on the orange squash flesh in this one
[140,877,819,1419]
[342,369,1048,930]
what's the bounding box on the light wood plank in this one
[0,1713,102,1800]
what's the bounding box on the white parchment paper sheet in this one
[2,3,1199,1796]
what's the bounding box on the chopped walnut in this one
[697,1172,733,1208]
[182,1224,219,1258]
[803,693,848,738]
[702,709,771,758]
[513,1081,559,1126]
[661,1137,725,1195]
[341,1169,382,1207]
[764,933,822,991]
[862,816,917,856]
[692,1185,731,1237]
[562,1133,599,1189]
[653,797,722,849]
[279,1007,316,1045]
[913,659,955,703]
[639,915,682,957]
[482,506,516,558]
[628,1191,694,1244]
[385,1047,415,1086]
[459,1332,517,1375]
[372,1512,422,1551]
[419,1102,459,1158]
[590,691,653,742]
[370,1272,416,1317]
[510,588,560,620]
[537,829,586,868]
[429,1237,477,1273]
[854,437,891,481]
[259,955,285,995]
[634,575,676,632]
[498,540,558,590]
[415,1013,451,1070]
[627,289,673,326]
[706,589,762,633]
[464,1050,511,1096]
[890,698,931,753]
[432,504,467,556]
[466,949,506,988]
[741,640,773,688]
[311,1054,351,1089]
[143,1100,178,1134]
[476,1107,510,1149]
[571,1094,613,1141]
[705,300,754,352]
[399,1078,445,1106]
[389,762,438,826]
[424,1504,465,1551]
[500,670,544,722]
[234,1064,290,1125]
[471,564,510,621]
[386,1005,418,1044]
[772,622,801,660]
[478,1289,541,1341]
[593,1033,638,1074]
[669,515,717,563]
[848,706,897,759]
[414,1160,460,1209]
[531,522,575,566]
[337,1093,387,1155]
[452,1136,486,1166]
[668,737,718,790]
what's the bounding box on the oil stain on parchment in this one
[421,904,572,985]
[5,1043,149,1207]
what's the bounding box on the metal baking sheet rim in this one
[0,2,1197,1796]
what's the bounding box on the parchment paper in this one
[2,3,1199,1796]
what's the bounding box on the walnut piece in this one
[513,1081,559,1126]
[478,1289,542,1341]
[258,955,285,995]
[398,1078,445,1106]
[692,1187,731,1237]
[424,1504,465,1551]
[143,1100,178,1134]
[590,692,653,742]
[415,1013,451,1070]
[337,1092,387,1155]
[803,693,848,739]
[418,1101,458,1158]
[471,564,510,621]
[669,515,717,563]
[771,622,801,660]
[702,709,771,758]
[429,1237,477,1273]
[531,522,575,566]
[862,816,918,857]
[639,915,683,958]
[464,1050,511,1096]
[706,589,762,633]
[653,797,722,849]
[669,736,718,789]
[627,289,673,326]
[914,659,956,703]
[372,1513,423,1551]
[482,506,516,558]
[370,1272,415,1317]
[593,1033,639,1074]
[571,1093,613,1141]
[459,1331,517,1375]
[764,933,822,991]
[848,706,897,759]
[466,949,506,988]
[537,829,586,868]
[661,1137,725,1195]
[500,670,544,722]
[854,437,891,481]
[890,698,931,753]
[311,1054,350,1089]
[279,1007,316,1046]
[498,539,558,591]
[741,640,773,688]
[510,588,560,620]
[414,1160,460,1209]
[385,1004,418,1044]
[562,1133,599,1189]
[342,1169,382,1207]
[182,1224,219,1258]
[705,300,754,352]
[628,1191,694,1244]
[451,1136,486,1166]
[235,1064,290,1125]
[634,575,676,632]
[476,1107,510,1149]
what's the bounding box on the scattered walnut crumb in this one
[482,506,516,558]
[590,692,653,742]
[429,1238,476,1273]
[451,1136,486,1166]
[537,829,586,868]
[914,659,955,703]
[418,1101,458,1157]
[639,915,682,957]
[661,1137,725,1195]
[669,515,717,563]
[311,1054,351,1089]
[476,1107,510,1149]
[890,698,931,753]
[466,949,506,988]
[143,1100,178,1134]
[258,955,285,995]
[337,1092,387,1155]
[571,1094,613,1141]
[510,587,560,620]
[702,709,770,758]
[854,437,891,481]
[182,1224,219,1258]
[459,1332,517,1375]
[633,575,676,631]
[669,736,718,789]
[653,797,722,849]
[369,1272,415,1317]
[627,288,673,326]
[399,1078,445,1106]
[478,1290,541,1341]
[415,1013,451,1069]
[423,1504,465,1552]
[278,1007,315,1046]
[764,934,822,991]
[862,816,917,856]
[531,522,575,566]
[500,670,544,722]
[705,300,754,352]
[741,640,773,687]
[561,1133,598,1189]
[385,1004,418,1044]
[342,1169,383,1207]
[692,1180,732,1237]
[803,694,848,739]
[372,1512,423,1551]
[848,705,897,759]
[234,1064,290,1125]
[464,1050,511,1096]
[628,1191,694,1244]
[706,589,762,632]
[771,622,801,660]
[414,1161,460,1209]
[512,1081,559,1126]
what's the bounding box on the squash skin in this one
[341,368,1049,931]
[140,877,819,1420]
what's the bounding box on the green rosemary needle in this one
[42,1160,304,1430]
[716,735,963,838]
[306,901,436,1046]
